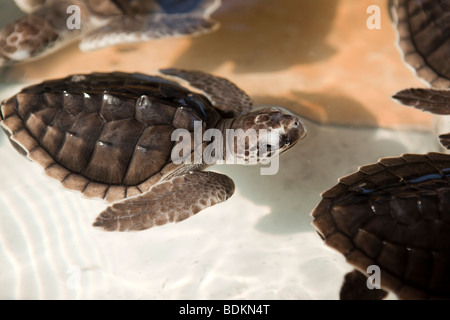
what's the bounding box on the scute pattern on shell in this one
[93,170,235,231]
[312,152,450,300]
[392,0,450,88]
[0,72,218,202]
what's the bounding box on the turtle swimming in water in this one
[390,0,450,89]
[390,0,450,147]
[0,69,305,231]
[310,2,450,298]
[389,0,450,145]
[0,0,221,65]
[312,87,450,299]
[310,1,450,295]
[311,152,450,300]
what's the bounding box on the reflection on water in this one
[0,0,440,300]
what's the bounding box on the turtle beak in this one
[281,116,306,150]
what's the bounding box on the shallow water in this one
[0,0,443,300]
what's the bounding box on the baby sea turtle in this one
[309,0,450,300]
[390,0,450,88]
[311,152,450,300]
[0,0,221,65]
[0,69,305,231]
[311,87,450,299]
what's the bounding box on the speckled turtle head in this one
[228,106,306,163]
[0,68,306,232]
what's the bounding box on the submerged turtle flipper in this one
[160,68,253,117]
[79,13,219,51]
[340,270,388,300]
[93,171,235,232]
[393,88,450,149]
[0,2,82,66]
[392,88,450,115]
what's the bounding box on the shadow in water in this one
[254,90,380,127]
[173,0,338,73]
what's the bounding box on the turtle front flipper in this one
[0,2,83,66]
[79,12,219,52]
[393,88,450,148]
[340,270,388,300]
[93,171,235,232]
[393,88,450,115]
[160,69,253,117]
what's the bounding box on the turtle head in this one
[228,106,306,163]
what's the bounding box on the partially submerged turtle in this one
[0,0,221,65]
[311,152,450,300]
[308,0,450,300]
[390,0,450,148]
[312,65,450,299]
[311,81,450,300]
[0,69,305,231]
[390,0,450,88]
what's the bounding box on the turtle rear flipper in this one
[79,13,219,51]
[93,171,235,232]
[340,270,388,300]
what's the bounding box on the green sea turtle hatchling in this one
[312,152,450,299]
[0,0,221,65]
[312,85,450,299]
[0,69,305,231]
[390,0,450,88]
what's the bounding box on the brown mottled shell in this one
[392,0,450,88]
[312,152,450,300]
[0,72,220,202]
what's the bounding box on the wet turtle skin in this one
[393,88,450,148]
[0,69,305,231]
[391,0,450,88]
[0,71,221,202]
[0,0,221,65]
[312,152,450,300]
